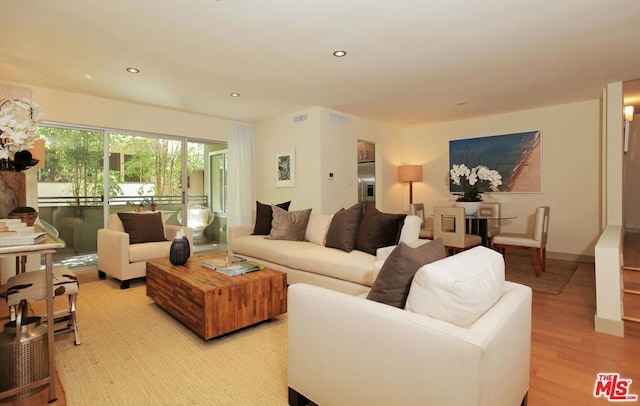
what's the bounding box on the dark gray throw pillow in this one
[325,202,365,252]
[117,212,167,244]
[366,239,446,308]
[252,200,291,235]
[355,204,406,255]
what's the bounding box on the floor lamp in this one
[398,165,423,204]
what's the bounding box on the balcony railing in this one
[38,195,208,207]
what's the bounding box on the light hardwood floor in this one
[3,259,640,405]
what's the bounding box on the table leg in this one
[45,253,57,402]
[468,219,489,247]
[478,219,488,246]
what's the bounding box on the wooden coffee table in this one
[146,252,287,339]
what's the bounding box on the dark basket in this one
[7,212,39,226]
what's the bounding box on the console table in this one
[0,233,65,402]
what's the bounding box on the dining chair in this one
[410,203,433,239]
[433,206,482,255]
[492,206,550,277]
[479,202,501,248]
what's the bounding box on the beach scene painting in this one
[449,130,541,193]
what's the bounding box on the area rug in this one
[50,272,288,405]
[504,253,578,295]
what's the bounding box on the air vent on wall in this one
[293,114,308,123]
[329,113,349,124]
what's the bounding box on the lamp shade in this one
[398,165,423,182]
[625,105,635,122]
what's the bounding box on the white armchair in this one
[97,213,192,289]
[288,281,532,406]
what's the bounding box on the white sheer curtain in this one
[227,123,255,227]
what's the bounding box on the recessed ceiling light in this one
[333,50,347,57]
[230,93,240,97]
[126,67,140,73]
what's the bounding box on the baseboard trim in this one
[547,251,594,264]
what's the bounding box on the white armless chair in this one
[492,206,550,277]
[409,203,433,239]
[433,206,482,255]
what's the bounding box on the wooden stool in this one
[5,267,80,345]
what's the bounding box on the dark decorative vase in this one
[183,235,191,259]
[169,231,190,266]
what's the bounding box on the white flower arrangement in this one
[450,163,502,202]
[0,98,44,170]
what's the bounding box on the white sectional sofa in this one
[231,203,532,405]
[288,246,533,406]
[228,213,422,295]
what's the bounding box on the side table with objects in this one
[0,228,65,402]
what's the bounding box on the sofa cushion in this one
[117,212,166,244]
[129,240,173,262]
[252,200,291,235]
[287,245,377,286]
[305,213,333,246]
[405,246,505,327]
[231,235,296,265]
[269,206,312,241]
[366,239,446,308]
[355,204,406,255]
[325,202,364,253]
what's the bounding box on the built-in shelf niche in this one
[357,141,375,162]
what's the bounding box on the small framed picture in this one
[276,149,296,187]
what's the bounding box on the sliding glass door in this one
[184,142,228,250]
[107,133,184,230]
[37,124,227,268]
[37,125,105,265]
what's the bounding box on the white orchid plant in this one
[450,163,502,202]
[0,98,44,170]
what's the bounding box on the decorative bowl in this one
[8,211,39,226]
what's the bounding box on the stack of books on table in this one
[0,218,33,233]
[0,230,46,246]
[201,256,264,276]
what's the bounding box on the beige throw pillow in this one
[268,206,312,241]
[305,213,334,246]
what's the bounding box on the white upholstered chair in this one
[492,206,550,277]
[433,206,482,255]
[177,205,215,244]
[409,203,433,239]
[97,213,192,289]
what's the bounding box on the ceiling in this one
[2,1,640,127]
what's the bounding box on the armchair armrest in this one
[288,282,531,406]
[229,225,253,240]
[228,225,254,254]
[97,228,130,279]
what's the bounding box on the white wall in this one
[319,107,404,214]
[253,107,323,213]
[254,107,403,215]
[1,80,232,141]
[403,100,601,258]
[623,114,640,229]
